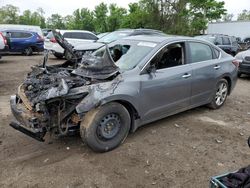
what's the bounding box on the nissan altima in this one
[10,31,238,152]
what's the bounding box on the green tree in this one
[0,4,20,24]
[237,9,250,21]
[19,8,46,28]
[121,2,148,29]
[107,4,127,31]
[47,14,66,29]
[68,8,95,31]
[94,2,108,32]
[187,0,227,35]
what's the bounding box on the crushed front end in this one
[10,65,90,141]
[9,30,120,142]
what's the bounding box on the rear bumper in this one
[0,45,9,54]
[10,95,46,142]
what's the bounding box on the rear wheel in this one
[80,102,131,152]
[238,72,242,78]
[208,79,229,109]
[24,47,33,56]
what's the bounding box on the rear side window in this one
[222,37,231,45]
[63,32,97,40]
[189,42,213,63]
[10,32,32,38]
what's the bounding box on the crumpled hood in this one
[72,46,120,79]
[74,42,104,51]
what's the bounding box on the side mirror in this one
[146,64,156,74]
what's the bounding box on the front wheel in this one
[208,79,229,109]
[80,102,131,152]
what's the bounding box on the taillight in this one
[37,35,44,42]
[232,60,239,68]
[0,32,7,45]
[50,37,57,43]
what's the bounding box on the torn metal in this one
[10,30,122,141]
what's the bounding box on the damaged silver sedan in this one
[10,31,238,152]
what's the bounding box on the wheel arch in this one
[111,100,140,133]
[222,75,232,95]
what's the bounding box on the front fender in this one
[75,77,140,114]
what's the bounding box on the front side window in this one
[189,42,213,63]
[150,43,185,70]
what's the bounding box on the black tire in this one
[208,79,229,109]
[80,102,131,152]
[53,53,64,59]
[23,47,33,56]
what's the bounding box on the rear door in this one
[187,41,220,106]
[140,42,192,123]
[8,31,32,52]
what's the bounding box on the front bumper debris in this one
[10,95,46,142]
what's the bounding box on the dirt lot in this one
[0,55,249,188]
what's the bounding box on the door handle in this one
[182,73,191,78]
[214,65,221,70]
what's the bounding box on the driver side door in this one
[139,42,192,124]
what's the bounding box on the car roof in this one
[59,30,96,35]
[1,29,36,33]
[122,35,193,43]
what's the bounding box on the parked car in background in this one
[0,24,43,37]
[44,30,98,58]
[0,32,8,59]
[2,30,44,56]
[195,34,240,56]
[42,29,52,37]
[97,32,110,39]
[235,49,250,77]
[74,28,167,56]
[9,31,238,152]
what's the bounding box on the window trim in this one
[10,31,33,39]
[140,40,189,74]
[186,41,221,64]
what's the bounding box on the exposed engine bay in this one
[10,30,121,141]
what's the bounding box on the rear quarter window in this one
[213,48,221,58]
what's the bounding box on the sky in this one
[1,0,250,19]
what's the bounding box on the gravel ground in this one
[0,55,249,188]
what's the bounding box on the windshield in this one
[92,40,157,70]
[97,31,132,43]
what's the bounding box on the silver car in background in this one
[10,34,238,152]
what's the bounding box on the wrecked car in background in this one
[10,31,238,152]
[235,48,250,77]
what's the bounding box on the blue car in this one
[2,30,44,55]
